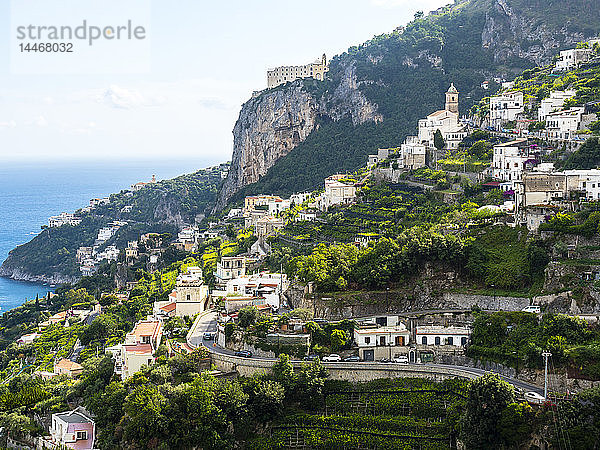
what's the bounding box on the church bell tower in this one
[445,83,459,114]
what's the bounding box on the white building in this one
[290,192,312,206]
[107,319,163,380]
[316,174,357,211]
[415,325,471,347]
[538,90,576,121]
[555,47,593,72]
[490,91,524,130]
[545,107,585,140]
[48,212,81,228]
[267,54,328,88]
[353,323,410,361]
[215,256,249,283]
[96,227,115,243]
[399,137,427,169]
[255,216,285,240]
[215,272,288,309]
[96,245,119,262]
[175,266,209,317]
[492,139,532,183]
[564,169,600,201]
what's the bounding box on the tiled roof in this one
[131,320,160,337]
[55,359,83,372]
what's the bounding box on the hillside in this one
[216,0,600,207]
[0,165,227,284]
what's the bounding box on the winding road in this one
[188,311,544,395]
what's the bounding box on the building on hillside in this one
[491,139,533,183]
[48,212,81,228]
[316,174,357,211]
[417,84,466,150]
[490,91,524,130]
[125,241,138,264]
[107,319,163,380]
[39,311,68,329]
[17,333,40,345]
[215,272,288,309]
[267,54,328,88]
[215,256,249,283]
[131,175,156,191]
[415,325,471,347]
[256,216,285,240]
[555,47,594,72]
[76,247,94,263]
[96,245,119,263]
[518,172,576,207]
[45,407,95,450]
[290,192,312,206]
[175,266,209,317]
[89,197,110,208]
[545,107,585,140]
[355,233,380,248]
[295,209,318,222]
[353,323,410,361]
[399,136,427,169]
[538,90,576,121]
[368,148,390,168]
[54,359,84,378]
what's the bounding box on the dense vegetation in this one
[0,165,226,280]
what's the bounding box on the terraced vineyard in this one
[253,378,467,450]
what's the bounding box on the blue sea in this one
[0,158,219,313]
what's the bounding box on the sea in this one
[0,158,219,314]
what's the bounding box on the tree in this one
[434,129,446,151]
[238,306,259,328]
[272,354,297,392]
[497,402,535,447]
[246,378,285,422]
[460,374,515,449]
[295,360,328,408]
[330,329,348,351]
[122,384,167,447]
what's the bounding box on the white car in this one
[522,305,541,314]
[322,354,342,362]
[524,391,545,405]
[392,356,409,364]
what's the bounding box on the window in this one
[421,336,427,345]
[186,294,191,301]
[447,337,454,345]
[379,336,386,346]
[141,335,150,344]
[76,431,88,440]
[434,337,440,345]
[461,337,467,346]
[364,337,370,345]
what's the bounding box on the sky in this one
[0,0,452,165]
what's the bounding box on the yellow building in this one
[267,54,328,88]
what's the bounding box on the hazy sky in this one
[0,0,451,164]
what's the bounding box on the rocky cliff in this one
[215,0,600,207]
[215,66,382,209]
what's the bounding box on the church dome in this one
[447,83,458,93]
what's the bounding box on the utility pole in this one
[542,351,552,400]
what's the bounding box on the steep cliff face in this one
[482,0,588,65]
[215,68,382,209]
[216,86,318,208]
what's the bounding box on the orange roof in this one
[123,343,153,354]
[131,320,161,337]
[55,359,83,372]
[160,302,176,313]
[51,311,67,320]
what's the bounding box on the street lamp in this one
[542,351,552,400]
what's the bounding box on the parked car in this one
[304,354,320,361]
[203,332,214,340]
[524,391,545,405]
[322,354,342,362]
[379,358,391,363]
[392,356,409,364]
[343,355,360,362]
[522,305,541,314]
[234,350,252,358]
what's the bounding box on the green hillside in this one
[230,0,600,201]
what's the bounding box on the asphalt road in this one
[189,311,543,394]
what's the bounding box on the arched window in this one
[421,336,427,345]
[434,336,440,345]
[447,337,454,346]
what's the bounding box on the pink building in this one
[47,407,95,449]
